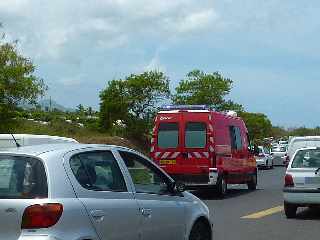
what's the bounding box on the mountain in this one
[21,99,75,112]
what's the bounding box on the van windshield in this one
[0,156,47,199]
[291,149,320,168]
[158,123,179,148]
[185,122,206,148]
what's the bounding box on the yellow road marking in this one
[241,206,284,219]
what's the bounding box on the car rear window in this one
[185,122,206,148]
[0,155,48,199]
[291,149,320,168]
[158,122,179,149]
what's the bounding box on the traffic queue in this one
[0,105,319,240]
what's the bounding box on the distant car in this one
[0,143,212,240]
[271,145,287,166]
[285,136,320,166]
[255,146,273,169]
[283,147,320,218]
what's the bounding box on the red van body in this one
[150,106,257,194]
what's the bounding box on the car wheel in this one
[216,175,227,198]
[189,220,211,240]
[284,202,297,218]
[247,173,257,190]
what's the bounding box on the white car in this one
[255,146,273,169]
[285,136,320,166]
[0,143,212,240]
[283,147,320,218]
[0,134,78,149]
[271,145,287,166]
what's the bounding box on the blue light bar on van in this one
[160,105,209,111]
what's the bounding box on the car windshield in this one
[0,155,48,199]
[291,149,320,168]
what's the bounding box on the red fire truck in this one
[150,105,257,197]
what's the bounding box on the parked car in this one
[150,105,257,197]
[0,143,212,240]
[283,147,320,218]
[285,136,320,166]
[0,134,78,149]
[271,145,287,166]
[255,146,273,169]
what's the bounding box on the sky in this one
[1,0,320,127]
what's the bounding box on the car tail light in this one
[21,203,63,229]
[284,174,294,187]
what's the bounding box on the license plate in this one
[160,160,176,165]
[305,177,320,184]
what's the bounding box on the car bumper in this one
[256,159,267,167]
[19,236,62,240]
[283,187,320,204]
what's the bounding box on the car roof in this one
[0,143,135,157]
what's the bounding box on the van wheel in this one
[284,202,297,218]
[216,175,227,197]
[247,173,257,190]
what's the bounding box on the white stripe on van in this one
[171,152,180,158]
[203,152,209,158]
[209,146,215,152]
[161,152,171,159]
[194,152,202,158]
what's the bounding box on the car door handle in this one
[90,210,105,222]
[141,208,152,217]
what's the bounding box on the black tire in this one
[189,220,212,240]
[247,172,257,190]
[216,175,227,198]
[284,202,297,218]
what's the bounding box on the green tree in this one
[99,71,170,138]
[239,112,272,141]
[172,69,243,112]
[0,37,46,131]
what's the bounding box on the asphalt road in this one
[193,167,320,240]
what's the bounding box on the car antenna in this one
[11,134,21,147]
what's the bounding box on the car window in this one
[158,122,179,149]
[291,149,320,168]
[119,151,171,195]
[229,126,242,150]
[0,155,47,199]
[70,151,127,192]
[185,122,206,148]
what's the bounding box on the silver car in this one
[0,144,212,240]
[271,145,287,166]
[283,147,320,218]
[255,146,273,169]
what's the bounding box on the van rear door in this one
[152,112,183,169]
[181,112,211,174]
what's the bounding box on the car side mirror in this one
[175,182,186,193]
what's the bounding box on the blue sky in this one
[1,0,319,127]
